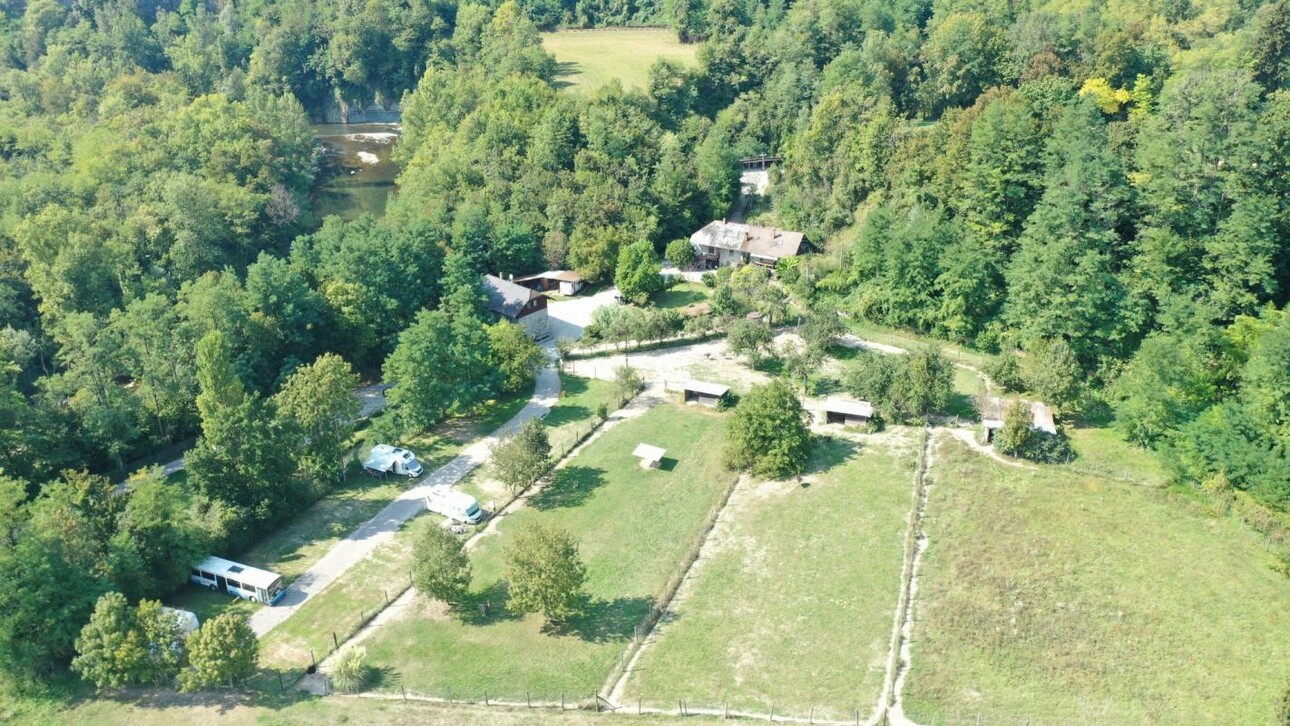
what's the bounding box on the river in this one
[311,123,401,220]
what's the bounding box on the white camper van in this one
[364,444,424,478]
[425,489,484,524]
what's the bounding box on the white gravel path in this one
[249,361,562,637]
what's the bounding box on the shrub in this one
[985,353,1024,392]
[329,646,369,693]
[665,238,695,270]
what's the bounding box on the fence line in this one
[334,690,874,725]
[601,470,743,700]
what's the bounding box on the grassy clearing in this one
[904,436,1290,725]
[1062,424,1168,486]
[653,282,710,310]
[623,431,920,720]
[363,405,735,701]
[844,319,990,370]
[542,29,699,93]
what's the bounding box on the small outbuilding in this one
[980,397,1058,443]
[680,380,730,407]
[632,443,666,469]
[821,397,874,426]
[514,270,586,296]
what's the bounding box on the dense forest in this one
[1,0,1289,691]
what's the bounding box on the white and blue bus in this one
[190,556,286,606]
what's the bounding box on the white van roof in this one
[161,607,200,634]
[365,444,412,470]
[430,489,479,508]
[194,556,282,590]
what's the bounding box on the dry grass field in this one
[541,29,699,93]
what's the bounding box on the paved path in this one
[249,364,562,636]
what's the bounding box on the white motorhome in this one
[189,556,285,605]
[364,444,424,478]
[425,489,484,524]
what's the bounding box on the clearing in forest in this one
[620,432,920,721]
[361,404,734,700]
[903,437,1290,725]
[542,29,700,93]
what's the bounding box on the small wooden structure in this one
[632,444,666,469]
[514,270,586,296]
[680,380,730,407]
[821,397,874,426]
[980,397,1058,443]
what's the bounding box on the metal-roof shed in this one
[822,397,874,425]
[680,380,730,406]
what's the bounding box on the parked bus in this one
[190,556,286,606]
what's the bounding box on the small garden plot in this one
[621,432,920,721]
[362,405,735,701]
[904,437,1290,725]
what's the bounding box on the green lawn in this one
[257,520,424,672]
[652,282,710,310]
[622,432,920,721]
[462,374,620,506]
[363,405,736,701]
[845,319,990,371]
[904,436,1290,725]
[542,29,700,93]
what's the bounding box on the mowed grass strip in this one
[363,404,735,700]
[904,436,1290,725]
[623,432,919,720]
[541,29,699,93]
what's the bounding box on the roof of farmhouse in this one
[690,221,806,259]
[483,274,541,318]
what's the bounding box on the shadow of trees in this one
[548,595,654,643]
[529,465,607,511]
[457,580,522,626]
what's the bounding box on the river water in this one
[311,123,401,220]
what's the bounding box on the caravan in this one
[424,489,484,524]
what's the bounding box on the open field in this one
[542,29,699,93]
[362,405,735,700]
[903,436,1290,725]
[622,431,920,720]
[257,519,424,672]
